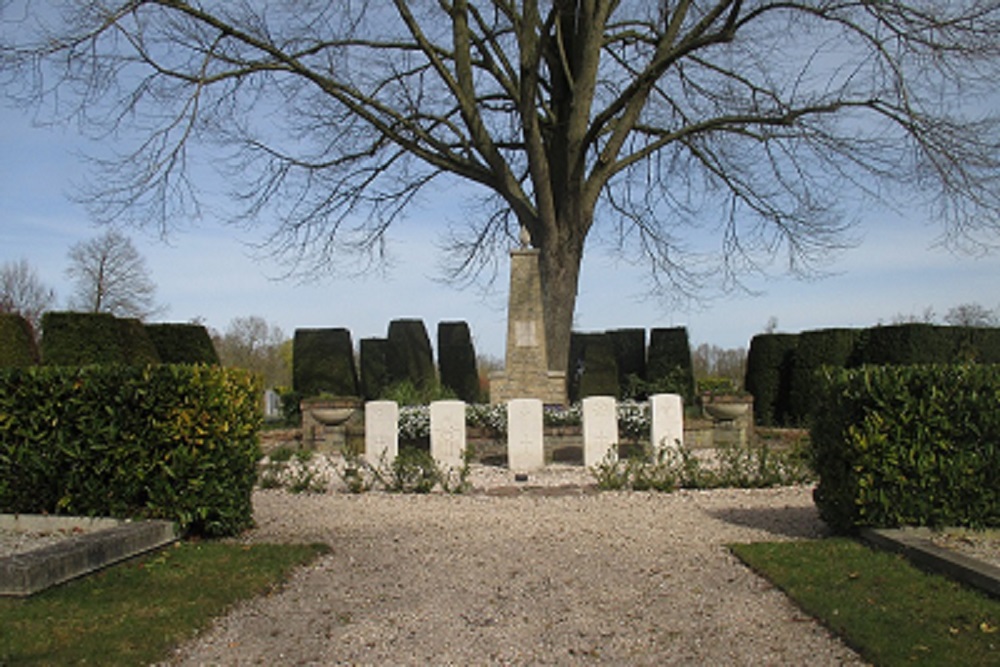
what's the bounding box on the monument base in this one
[489,369,567,406]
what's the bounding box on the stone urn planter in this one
[301,397,363,451]
[700,394,753,422]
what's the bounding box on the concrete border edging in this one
[0,515,179,597]
[860,527,1000,599]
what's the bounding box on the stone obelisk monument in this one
[489,238,567,405]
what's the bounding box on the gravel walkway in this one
[162,467,866,666]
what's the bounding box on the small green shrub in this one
[811,364,1000,533]
[387,446,440,493]
[590,438,814,492]
[381,379,456,406]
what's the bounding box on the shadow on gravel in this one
[708,505,831,540]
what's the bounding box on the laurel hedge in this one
[811,364,1000,533]
[0,364,261,536]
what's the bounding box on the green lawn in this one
[731,539,999,666]
[0,541,329,666]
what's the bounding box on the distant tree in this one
[890,307,937,325]
[944,303,999,328]
[0,258,55,336]
[213,316,291,388]
[692,343,747,388]
[65,230,163,319]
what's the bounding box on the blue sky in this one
[4,103,999,360]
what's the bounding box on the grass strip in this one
[0,540,330,666]
[730,538,999,666]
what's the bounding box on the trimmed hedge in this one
[745,333,798,426]
[145,323,220,364]
[292,328,359,397]
[0,313,39,367]
[41,312,160,366]
[437,321,480,403]
[853,324,955,366]
[646,327,695,402]
[787,328,858,425]
[359,337,390,400]
[609,328,646,396]
[0,364,262,536]
[577,333,620,400]
[811,364,1000,533]
[386,319,435,389]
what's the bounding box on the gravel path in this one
[162,467,866,666]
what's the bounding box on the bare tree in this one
[944,303,999,327]
[0,258,55,335]
[65,230,163,319]
[5,2,1000,373]
[213,315,290,388]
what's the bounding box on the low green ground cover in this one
[731,539,999,666]
[0,541,329,666]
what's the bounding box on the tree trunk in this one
[537,231,585,376]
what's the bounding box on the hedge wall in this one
[745,333,798,426]
[609,328,646,396]
[747,324,1000,426]
[787,328,858,425]
[0,313,39,367]
[292,328,359,397]
[359,337,390,400]
[577,333,620,400]
[812,364,1000,533]
[42,312,161,366]
[145,322,220,364]
[437,321,480,403]
[0,364,262,536]
[646,327,694,402]
[386,319,435,390]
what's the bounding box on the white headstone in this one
[365,400,398,465]
[507,398,544,471]
[582,396,618,467]
[650,393,684,454]
[263,389,282,419]
[430,400,466,470]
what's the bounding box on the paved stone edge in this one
[0,516,179,597]
[860,527,1000,599]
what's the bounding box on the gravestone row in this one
[364,394,684,472]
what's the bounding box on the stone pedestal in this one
[300,397,363,452]
[490,249,567,405]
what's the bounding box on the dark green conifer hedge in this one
[437,321,480,403]
[145,322,220,364]
[41,312,160,365]
[386,319,435,389]
[292,328,359,397]
[0,313,39,367]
